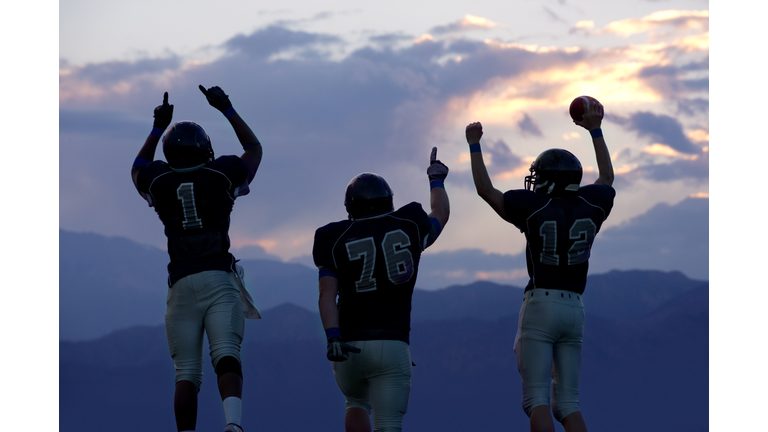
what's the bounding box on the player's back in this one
[137,155,249,284]
[504,184,615,293]
[313,202,433,343]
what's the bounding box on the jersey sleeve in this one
[312,225,338,277]
[578,184,616,220]
[396,202,436,250]
[211,155,250,198]
[135,161,169,207]
[503,189,546,231]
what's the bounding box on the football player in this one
[465,100,614,432]
[312,148,451,432]
[131,86,263,432]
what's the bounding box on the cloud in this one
[543,6,569,25]
[58,17,709,259]
[590,197,708,280]
[429,15,498,35]
[602,10,709,37]
[517,113,544,137]
[223,25,342,59]
[637,56,709,99]
[607,111,700,154]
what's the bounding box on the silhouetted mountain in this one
[60,229,708,342]
[411,269,706,323]
[60,285,708,432]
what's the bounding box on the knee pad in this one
[215,356,243,380]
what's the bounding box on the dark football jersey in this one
[137,156,249,286]
[504,184,615,294]
[312,202,438,344]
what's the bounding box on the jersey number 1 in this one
[177,183,203,229]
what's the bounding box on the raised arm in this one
[466,122,508,220]
[574,102,614,186]
[199,85,263,184]
[131,92,173,191]
[426,147,450,230]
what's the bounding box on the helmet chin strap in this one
[547,183,555,195]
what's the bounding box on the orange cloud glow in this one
[414,34,434,44]
[475,269,528,280]
[643,144,699,160]
[687,129,709,143]
[602,10,709,37]
[461,14,498,29]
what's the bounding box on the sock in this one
[223,396,242,426]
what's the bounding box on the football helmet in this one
[524,149,582,196]
[344,173,394,220]
[162,121,214,170]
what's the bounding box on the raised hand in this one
[427,147,449,183]
[326,337,361,362]
[465,122,483,144]
[574,101,604,131]
[199,85,233,112]
[153,92,174,129]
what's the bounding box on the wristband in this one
[430,180,445,190]
[325,327,341,339]
[469,143,481,153]
[589,128,603,139]
[133,156,152,168]
[150,127,164,138]
[223,107,237,119]
[242,141,260,149]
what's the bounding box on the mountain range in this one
[59,230,708,432]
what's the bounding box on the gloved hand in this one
[327,337,361,362]
[427,147,449,182]
[153,92,174,129]
[199,85,233,113]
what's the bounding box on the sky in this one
[8,0,766,429]
[58,0,710,266]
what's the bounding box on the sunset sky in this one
[9,0,762,429]
[58,0,710,265]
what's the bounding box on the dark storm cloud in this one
[73,56,181,84]
[607,111,699,154]
[223,25,342,59]
[517,113,544,137]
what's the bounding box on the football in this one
[569,96,601,122]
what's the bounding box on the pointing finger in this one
[198,85,208,96]
[430,147,437,164]
[163,92,169,105]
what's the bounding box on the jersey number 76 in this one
[345,229,415,292]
